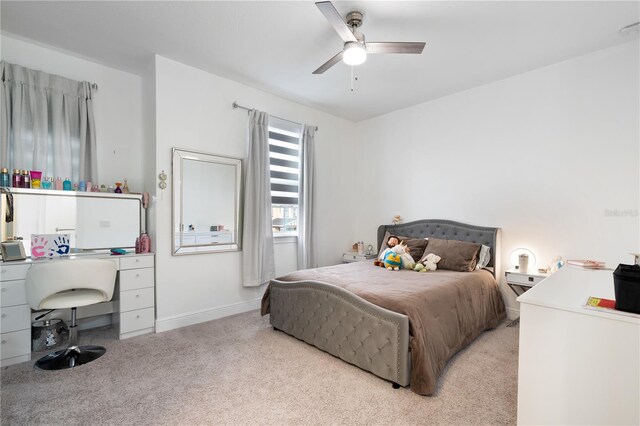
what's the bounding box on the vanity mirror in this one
[172,148,242,255]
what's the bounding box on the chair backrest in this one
[25,259,117,310]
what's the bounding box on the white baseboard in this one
[506,307,520,320]
[155,298,262,333]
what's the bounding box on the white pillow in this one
[476,245,491,270]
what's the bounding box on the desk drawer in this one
[120,256,154,270]
[120,268,154,291]
[0,329,31,360]
[506,274,546,286]
[120,288,154,312]
[1,265,30,282]
[120,307,154,334]
[0,305,31,333]
[1,280,27,307]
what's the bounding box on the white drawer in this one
[506,273,546,286]
[1,264,30,282]
[1,280,27,307]
[120,307,154,334]
[0,329,31,360]
[120,287,154,312]
[120,256,154,270]
[0,304,31,333]
[119,268,154,291]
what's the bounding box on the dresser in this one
[0,253,155,367]
[517,266,639,425]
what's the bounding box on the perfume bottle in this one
[21,170,31,188]
[12,169,21,188]
[0,168,9,188]
[122,178,130,194]
[115,182,122,193]
[54,177,63,190]
[79,180,86,192]
[41,177,52,190]
[63,178,72,191]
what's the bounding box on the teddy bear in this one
[423,253,442,271]
[375,236,415,269]
[383,243,407,270]
[413,262,427,272]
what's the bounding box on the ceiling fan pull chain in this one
[351,65,354,92]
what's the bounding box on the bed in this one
[260,219,506,395]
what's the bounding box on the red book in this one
[585,296,616,310]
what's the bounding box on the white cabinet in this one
[115,254,155,339]
[0,253,156,366]
[0,264,31,366]
[342,252,377,263]
[517,267,640,425]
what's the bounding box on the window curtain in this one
[242,110,276,287]
[0,61,98,183]
[297,125,317,270]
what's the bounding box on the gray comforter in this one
[261,261,506,395]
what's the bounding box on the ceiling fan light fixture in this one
[343,41,367,65]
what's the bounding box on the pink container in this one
[30,170,42,189]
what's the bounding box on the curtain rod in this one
[232,102,318,131]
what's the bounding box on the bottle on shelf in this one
[79,180,86,192]
[41,177,52,190]
[115,182,122,193]
[21,170,30,188]
[12,169,21,188]
[122,178,130,194]
[63,178,72,191]
[0,168,9,187]
[30,170,42,189]
[139,232,150,253]
[54,177,63,190]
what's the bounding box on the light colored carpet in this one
[1,311,518,425]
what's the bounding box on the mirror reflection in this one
[172,149,242,255]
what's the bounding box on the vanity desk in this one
[0,252,155,367]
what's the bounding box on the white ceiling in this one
[1,1,638,121]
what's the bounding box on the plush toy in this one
[374,235,401,267]
[423,253,442,271]
[383,244,406,270]
[413,262,427,272]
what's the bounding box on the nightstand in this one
[342,252,377,263]
[505,269,550,327]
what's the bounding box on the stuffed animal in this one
[375,235,402,267]
[413,262,427,272]
[423,253,442,271]
[383,244,406,270]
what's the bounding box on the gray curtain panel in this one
[242,110,275,287]
[0,61,97,183]
[297,125,317,270]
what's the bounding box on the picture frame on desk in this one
[0,240,27,261]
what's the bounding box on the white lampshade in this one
[343,42,367,66]
[509,248,536,272]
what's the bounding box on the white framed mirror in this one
[172,148,242,255]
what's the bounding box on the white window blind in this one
[269,118,301,234]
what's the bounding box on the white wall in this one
[153,55,356,331]
[0,35,143,190]
[354,41,640,317]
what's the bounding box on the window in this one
[268,118,302,235]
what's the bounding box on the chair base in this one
[34,345,106,370]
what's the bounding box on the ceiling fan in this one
[312,1,426,74]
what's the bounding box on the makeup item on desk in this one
[110,248,127,256]
[41,177,52,190]
[107,185,115,193]
[54,177,63,190]
[85,181,91,192]
[79,181,86,192]
[12,169,21,188]
[135,236,141,254]
[122,179,130,194]
[73,183,79,191]
[0,168,9,187]
[92,184,100,192]
[115,182,122,193]
[63,178,72,191]
[21,170,30,188]
[139,232,150,253]
[100,184,107,192]
[30,170,42,189]
[518,254,529,272]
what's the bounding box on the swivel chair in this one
[26,259,117,370]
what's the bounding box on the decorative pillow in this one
[378,232,427,262]
[476,245,491,270]
[418,238,481,272]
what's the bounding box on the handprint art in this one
[49,235,70,257]
[31,236,48,258]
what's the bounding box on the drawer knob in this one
[1,314,6,318]
[136,315,140,319]
[1,288,6,292]
[1,340,6,344]
[136,294,140,298]
[136,274,140,278]
[528,277,534,282]
[135,259,140,263]
[1,269,6,274]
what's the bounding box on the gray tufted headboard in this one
[377,219,501,277]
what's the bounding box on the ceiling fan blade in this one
[366,42,426,54]
[316,1,357,43]
[312,51,344,74]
